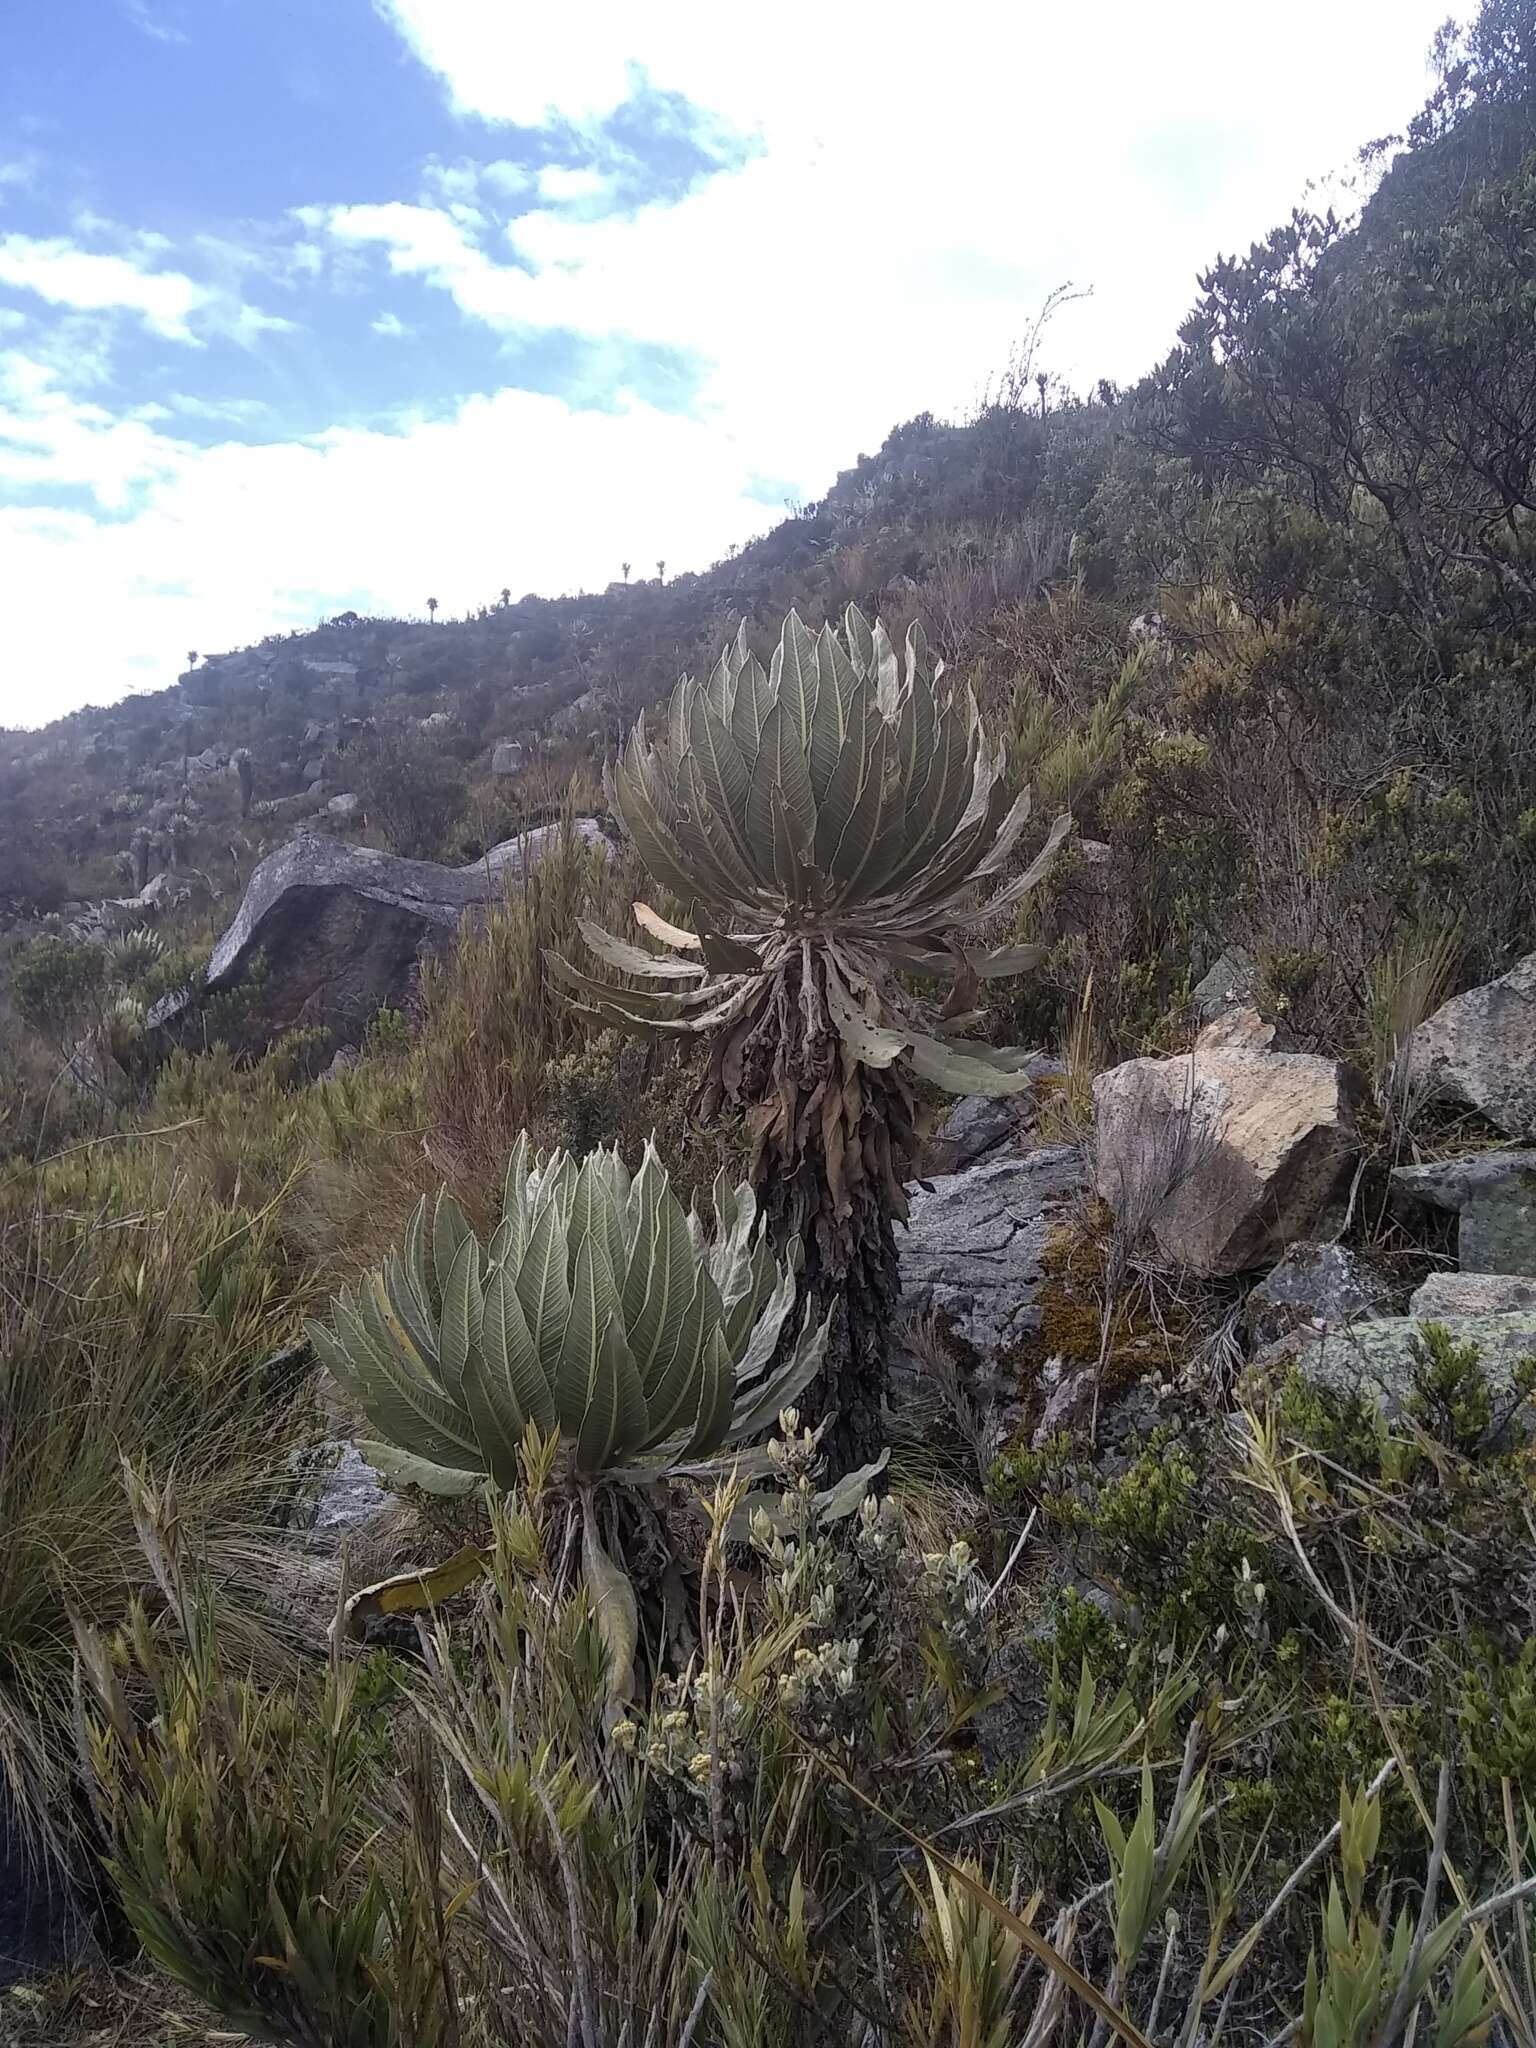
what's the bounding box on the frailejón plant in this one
[311,1133,827,1492]
[309,1135,831,1691]
[558,606,1070,1465]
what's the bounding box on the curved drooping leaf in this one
[354,1440,481,1499]
[582,1497,639,1705]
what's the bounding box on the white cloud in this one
[0,352,188,511]
[536,164,611,204]
[224,301,297,343]
[0,360,775,724]
[371,0,1453,459]
[374,0,641,128]
[0,227,296,348]
[370,309,411,337]
[320,201,569,333]
[480,160,535,199]
[0,233,210,342]
[165,392,272,424]
[4,0,1467,723]
[326,200,478,279]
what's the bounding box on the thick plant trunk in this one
[718,952,914,1477]
[759,1140,901,1475]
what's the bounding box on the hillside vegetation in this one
[1,8,1535,2044]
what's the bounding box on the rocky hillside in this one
[0,392,1083,906]
[4,14,1536,2039]
[5,12,1534,1086]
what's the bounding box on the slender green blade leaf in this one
[438,1230,483,1397]
[515,1190,572,1392]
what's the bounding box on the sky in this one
[0,0,1458,728]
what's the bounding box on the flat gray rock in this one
[1410,1272,1536,1317]
[150,819,609,1052]
[1191,947,1259,1022]
[1392,1150,1536,1274]
[1274,1310,1536,1411]
[202,834,488,990]
[901,1145,1087,1360]
[924,1071,1062,1174]
[309,1442,392,1541]
[1243,1242,1392,1350]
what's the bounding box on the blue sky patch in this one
[0,0,742,448]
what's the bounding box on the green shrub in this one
[0,1195,307,1873]
[11,935,107,1043]
[82,1421,1521,2047]
[413,807,641,1189]
[349,724,462,857]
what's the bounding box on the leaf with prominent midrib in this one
[480,1259,555,1436]
[431,1191,472,1308]
[629,1176,697,1386]
[553,1232,613,1434]
[515,1192,572,1395]
[438,1230,483,1399]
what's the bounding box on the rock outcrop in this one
[1275,1311,1536,1411]
[923,1067,1063,1175]
[1191,947,1260,1023]
[472,821,608,883]
[1407,954,1536,1138]
[151,820,608,1053]
[900,1145,1087,1362]
[63,867,216,943]
[1392,1150,1536,1276]
[307,1442,391,1542]
[1242,1242,1392,1351]
[896,1143,1089,1458]
[1093,1019,1362,1277]
[1409,1271,1536,1317]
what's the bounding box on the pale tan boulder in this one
[1092,1017,1363,1277]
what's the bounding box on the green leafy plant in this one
[560,606,1071,1466]
[1367,917,1460,1126]
[1296,1776,1493,2048]
[130,826,151,893]
[309,1134,832,1693]
[79,1414,1536,2048]
[0,1199,299,1875]
[1005,643,1145,816]
[106,927,167,984]
[81,1478,451,2048]
[10,935,107,1046]
[348,722,461,857]
[908,1854,1025,2048]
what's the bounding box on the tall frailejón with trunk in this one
[558,607,1070,1471]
